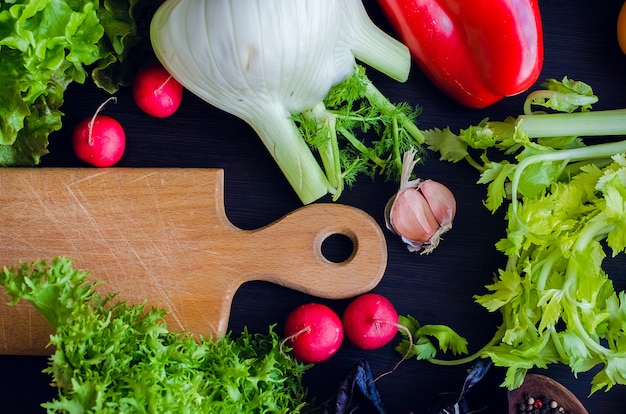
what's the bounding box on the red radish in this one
[133,63,183,118]
[342,293,399,350]
[284,303,343,364]
[72,97,125,167]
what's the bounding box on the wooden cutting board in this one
[0,168,387,355]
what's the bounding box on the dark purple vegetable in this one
[430,360,509,414]
[458,360,493,404]
[322,359,387,414]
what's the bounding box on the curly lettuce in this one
[1,257,310,412]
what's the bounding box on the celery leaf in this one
[416,77,626,392]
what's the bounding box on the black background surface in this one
[2,1,626,412]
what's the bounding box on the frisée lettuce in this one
[1,257,310,412]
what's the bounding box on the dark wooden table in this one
[2,1,626,412]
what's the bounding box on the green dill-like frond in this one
[295,64,426,199]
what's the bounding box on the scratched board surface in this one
[0,168,387,355]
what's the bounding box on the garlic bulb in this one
[384,148,456,254]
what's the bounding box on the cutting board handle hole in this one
[320,233,355,263]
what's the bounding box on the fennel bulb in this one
[151,0,413,204]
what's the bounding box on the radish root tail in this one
[279,326,311,357]
[87,96,117,145]
[155,75,174,96]
[374,321,414,382]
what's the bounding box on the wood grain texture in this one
[0,168,387,355]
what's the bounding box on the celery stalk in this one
[519,108,626,138]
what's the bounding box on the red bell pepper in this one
[376,0,544,108]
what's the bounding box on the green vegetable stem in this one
[1,257,310,412]
[150,0,424,204]
[395,77,626,393]
[295,66,426,198]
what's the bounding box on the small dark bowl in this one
[508,374,589,414]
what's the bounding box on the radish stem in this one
[279,326,311,357]
[155,75,173,96]
[87,97,117,146]
[374,320,413,382]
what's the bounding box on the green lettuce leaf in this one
[0,0,102,165]
[91,0,164,93]
[0,0,156,166]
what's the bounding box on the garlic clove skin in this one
[385,147,457,254]
[384,179,456,254]
[385,187,441,244]
[419,179,457,226]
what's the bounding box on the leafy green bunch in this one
[396,77,626,393]
[1,257,310,413]
[0,0,158,166]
